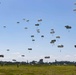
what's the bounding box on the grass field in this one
[0,65,76,75]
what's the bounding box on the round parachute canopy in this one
[58,44,64,48]
[12,59,16,61]
[31,35,34,37]
[35,24,39,26]
[26,20,29,22]
[45,56,50,59]
[0,55,4,58]
[7,49,10,51]
[21,55,25,57]
[3,26,6,28]
[28,48,32,50]
[41,35,44,38]
[74,2,76,5]
[73,9,76,11]
[50,39,56,44]
[65,25,72,29]
[38,19,42,21]
[56,36,60,38]
[51,29,54,31]
[24,27,28,29]
[32,39,35,41]
[37,29,40,33]
[17,22,20,24]
[50,31,55,34]
[74,45,76,48]
[23,18,26,20]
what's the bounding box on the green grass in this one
[0,65,76,75]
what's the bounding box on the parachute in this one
[56,36,60,38]
[35,24,39,26]
[74,2,76,5]
[3,26,6,28]
[45,56,50,59]
[12,59,16,61]
[31,35,34,38]
[74,45,76,48]
[26,20,29,22]
[28,48,32,50]
[7,49,10,51]
[24,27,28,29]
[0,55,4,57]
[38,19,42,22]
[37,29,40,33]
[58,44,64,48]
[21,55,25,57]
[73,9,76,11]
[50,29,55,35]
[32,39,35,41]
[50,39,56,44]
[17,22,20,24]
[41,35,44,38]
[65,25,72,29]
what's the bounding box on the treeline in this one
[0,60,76,66]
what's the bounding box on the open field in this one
[0,65,76,75]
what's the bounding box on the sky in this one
[0,0,76,62]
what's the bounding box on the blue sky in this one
[0,0,76,62]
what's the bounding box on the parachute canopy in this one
[74,45,76,48]
[28,48,32,50]
[56,36,60,38]
[17,22,20,24]
[31,35,34,37]
[24,27,28,29]
[7,49,10,51]
[35,24,39,26]
[26,20,29,22]
[12,59,16,61]
[0,55,4,57]
[45,56,50,59]
[58,44,64,48]
[73,9,76,11]
[74,2,76,5]
[50,39,56,44]
[38,19,42,22]
[21,55,25,57]
[32,39,35,41]
[37,29,40,33]
[3,26,6,28]
[65,25,72,29]
[41,35,44,38]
